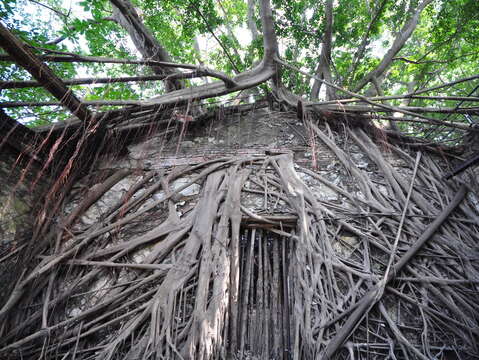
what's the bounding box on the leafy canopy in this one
[0,0,478,137]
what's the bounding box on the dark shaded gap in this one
[233,226,293,359]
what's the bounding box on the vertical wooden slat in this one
[254,229,264,354]
[239,228,255,355]
[263,232,271,358]
[282,236,292,360]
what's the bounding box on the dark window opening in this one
[231,227,293,360]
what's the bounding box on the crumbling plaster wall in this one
[0,145,48,304]
[71,108,417,256]
[4,108,478,358]
[0,145,44,248]
[52,108,433,339]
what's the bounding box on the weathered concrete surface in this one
[0,143,48,304]
[0,144,44,245]
[2,108,479,359]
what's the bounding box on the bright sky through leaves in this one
[0,0,478,141]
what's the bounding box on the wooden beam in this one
[0,22,93,122]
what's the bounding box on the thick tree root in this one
[1,124,478,360]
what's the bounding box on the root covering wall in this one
[1,109,479,359]
[0,144,47,306]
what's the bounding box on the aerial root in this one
[1,130,478,359]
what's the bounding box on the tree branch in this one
[311,0,335,100]
[0,53,237,88]
[1,0,279,111]
[191,2,241,73]
[320,104,479,116]
[45,17,116,45]
[0,22,93,123]
[133,0,279,107]
[345,0,387,85]
[276,58,477,132]
[0,70,236,89]
[313,94,479,105]
[247,0,259,41]
[0,100,143,108]
[353,0,434,93]
[109,0,183,91]
[28,0,69,19]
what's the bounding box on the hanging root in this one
[1,121,478,360]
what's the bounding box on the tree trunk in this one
[311,0,336,100]
[110,0,184,91]
[353,0,434,93]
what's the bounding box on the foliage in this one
[0,0,478,135]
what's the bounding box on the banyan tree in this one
[1,0,479,358]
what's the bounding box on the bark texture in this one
[110,0,183,91]
[311,0,336,100]
[1,109,478,359]
[353,0,434,93]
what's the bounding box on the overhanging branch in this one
[311,0,335,100]
[0,70,236,89]
[0,53,237,88]
[353,0,434,93]
[276,58,476,132]
[0,22,93,123]
[109,0,181,91]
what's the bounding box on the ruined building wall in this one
[1,108,479,359]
